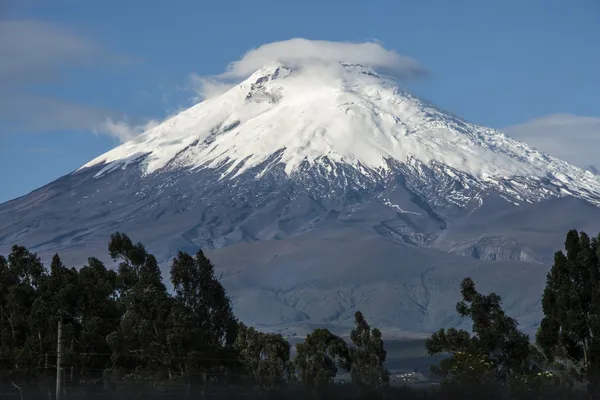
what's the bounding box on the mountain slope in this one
[206,225,549,337]
[1,61,599,336]
[82,63,600,207]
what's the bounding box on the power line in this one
[0,353,241,362]
[0,367,271,379]
[0,316,252,332]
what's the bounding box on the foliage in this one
[105,234,173,384]
[537,229,600,397]
[0,246,47,380]
[234,322,292,389]
[2,227,600,399]
[349,311,389,391]
[166,250,238,385]
[426,277,532,390]
[0,233,244,389]
[294,328,350,391]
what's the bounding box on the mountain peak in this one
[6,39,600,338]
[80,63,600,207]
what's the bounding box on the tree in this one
[426,278,532,391]
[349,311,389,391]
[28,254,81,384]
[105,233,173,384]
[167,250,238,389]
[108,232,150,299]
[74,257,120,382]
[170,250,237,350]
[294,328,350,391]
[537,229,600,397]
[0,248,123,387]
[0,246,47,380]
[235,322,292,389]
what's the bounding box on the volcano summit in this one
[2,43,600,336]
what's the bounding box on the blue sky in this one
[1,0,599,203]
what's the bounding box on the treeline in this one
[0,229,599,399]
[0,233,387,399]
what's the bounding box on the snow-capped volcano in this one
[82,62,600,207]
[4,41,600,337]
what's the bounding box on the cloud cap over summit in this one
[191,38,428,101]
[220,38,428,80]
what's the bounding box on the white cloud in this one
[0,93,157,143]
[97,118,160,142]
[0,93,113,132]
[0,19,143,141]
[190,38,427,101]
[0,20,133,88]
[188,73,235,103]
[502,114,600,172]
[221,38,427,80]
[4,36,426,141]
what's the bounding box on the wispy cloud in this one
[0,93,114,132]
[3,36,427,141]
[0,20,131,87]
[189,38,428,102]
[0,19,143,142]
[188,73,236,103]
[0,92,160,143]
[97,118,160,142]
[503,114,600,172]
[25,147,58,154]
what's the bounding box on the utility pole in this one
[56,318,63,400]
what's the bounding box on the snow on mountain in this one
[81,62,600,208]
[4,46,600,337]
